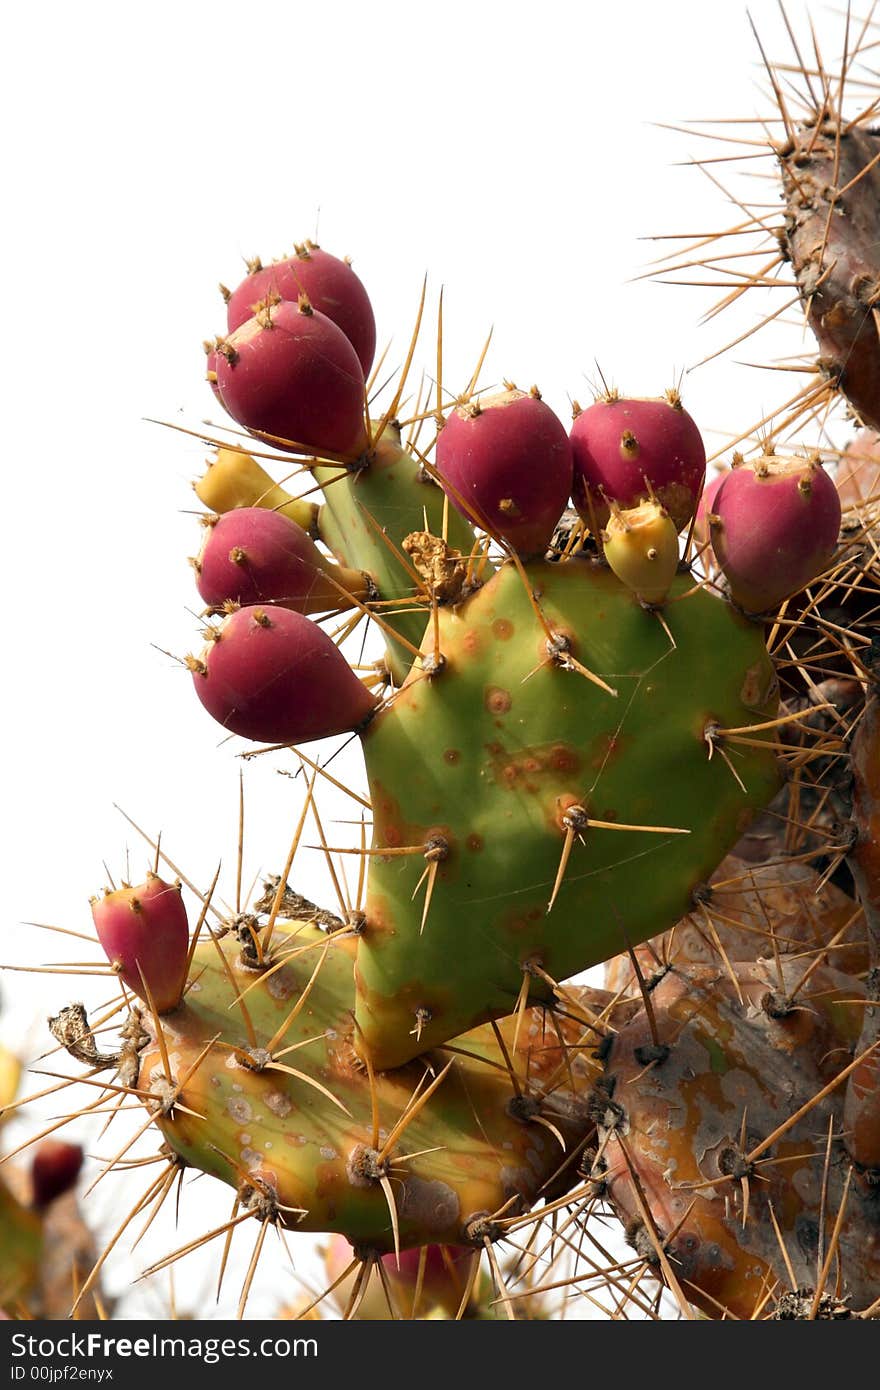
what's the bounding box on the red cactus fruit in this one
[91,873,189,1014]
[194,508,368,616]
[203,339,224,404]
[435,387,572,556]
[570,392,706,533]
[692,467,728,558]
[602,499,680,606]
[323,1236,477,1319]
[708,455,842,614]
[384,1244,476,1318]
[224,244,376,377]
[189,605,378,744]
[692,468,728,581]
[210,297,368,458]
[836,428,880,509]
[694,469,726,541]
[30,1140,83,1210]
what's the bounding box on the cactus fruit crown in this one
[6,8,880,1323]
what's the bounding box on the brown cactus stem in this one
[780,124,880,432]
[843,668,880,1182]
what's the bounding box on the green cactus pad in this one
[313,433,477,680]
[354,558,781,1068]
[0,1178,42,1313]
[139,920,598,1252]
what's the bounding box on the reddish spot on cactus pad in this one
[488,741,583,789]
[497,903,547,936]
[485,686,512,714]
[549,744,581,773]
[589,730,629,770]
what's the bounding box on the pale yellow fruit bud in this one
[602,499,679,606]
[195,448,318,533]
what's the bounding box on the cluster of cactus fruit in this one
[5,10,880,1321]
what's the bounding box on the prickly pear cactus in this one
[7,9,880,1324]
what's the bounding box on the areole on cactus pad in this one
[321,1236,482,1319]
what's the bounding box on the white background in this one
[1,0,862,1318]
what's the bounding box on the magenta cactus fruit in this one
[30,1141,83,1210]
[837,428,880,508]
[189,604,378,744]
[90,873,189,1013]
[602,499,680,605]
[693,468,727,548]
[323,1237,476,1318]
[435,387,572,556]
[203,339,224,403]
[194,508,368,616]
[383,1244,476,1317]
[224,244,376,375]
[693,468,728,584]
[210,296,369,458]
[708,455,842,614]
[570,392,706,533]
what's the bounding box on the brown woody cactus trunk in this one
[780,124,880,432]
